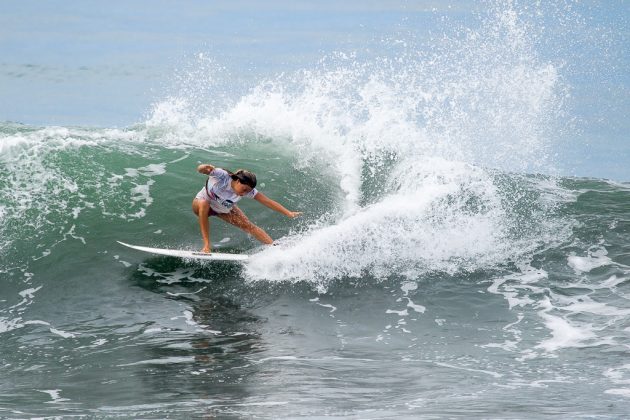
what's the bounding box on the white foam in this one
[401,282,417,295]
[604,364,630,385]
[315,303,337,313]
[557,296,630,317]
[0,125,156,259]
[139,163,167,176]
[406,299,426,314]
[130,181,155,206]
[180,310,221,334]
[0,317,23,334]
[37,389,70,403]
[166,286,207,297]
[603,364,630,397]
[386,309,408,316]
[535,298,596,352]
[600,275,629,289]
[568,249,613,273]
[19,286,42,299]
[604,388,630,398]
[118,356,195,367]
[245,158,516,283]
[255,355,299,363]
[431,361,503,379]
[49,328,76,339]
[535,315,594,352]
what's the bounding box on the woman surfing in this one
[192,164,301,253]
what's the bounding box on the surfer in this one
[192,164,301,253]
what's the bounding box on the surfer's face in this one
[232,180,253,196]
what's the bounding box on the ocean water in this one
[1,1,630,418]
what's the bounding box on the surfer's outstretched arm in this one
[254,192,301,218]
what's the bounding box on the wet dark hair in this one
[229,169,257,189]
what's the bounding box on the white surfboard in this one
[117,241,249,262]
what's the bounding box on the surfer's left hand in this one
[286,211,302,218]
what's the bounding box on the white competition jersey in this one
[195,168,258,213]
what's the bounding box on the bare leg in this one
[192,199,212,252]
[218,206,273,244]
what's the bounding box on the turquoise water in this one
[1,1,630,418]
